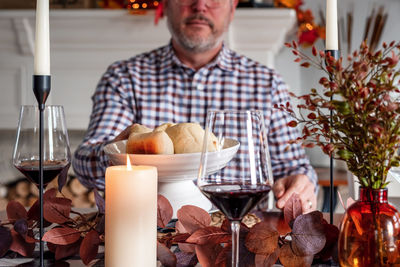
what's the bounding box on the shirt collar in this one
[160,41,235,73]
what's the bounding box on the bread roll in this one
[165,123,218,154]
[154,122,176,132]
[129,123,152,135]
[126,131,174,154]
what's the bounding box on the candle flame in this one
[126,155,132,171]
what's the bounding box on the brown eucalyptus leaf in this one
[80,230,101,265]
[260,211,291,235]
[157,194,173,228]
[57,162,71,192]
[178,243,196,253]
[6,200,27,221]
[14,219,28,238]
[316,221,339,261]
[157,241,176,267]
[215,244,230,267]
[175,251,198,267]
[0,226,12,257]
[255,248,280,267]
[279,243,313,267]
[27,200,51,228]
[9,229,35,257]
[177,205,211,234]
[186,226,230,245]
[43,227,81,245]
[47,241,57,253]
[95,215,105,235]
[291,211,326,256]
[93,188,105,214]
[283,193,302,226]
[174,233,195,253]
[55,238,82,260]
[24,231,37,244]
[245,221,279,255]
[175,220,187,233]
[44,188,58,199]
[44,197,72,224]
[172,233,191,243]
[195,244,222,267]
[27,200,39,221]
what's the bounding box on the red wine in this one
[15,160,69,186]
[200,184,271,221]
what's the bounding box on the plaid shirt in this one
[72,43,317,190]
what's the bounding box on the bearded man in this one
[73,0,318,212]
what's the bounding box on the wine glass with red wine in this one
[13,105,71,187]
[198,110,273,267]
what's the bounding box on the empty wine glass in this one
[198,110,273,267]
[13,105,71,187]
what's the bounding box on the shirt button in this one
[197,84,204,90]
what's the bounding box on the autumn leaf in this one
[195,244,223,267]
[279,242,313,267]
[157,194,173,228]
[55,238,82,261]
[44,188,58,200]
[14,219,28,239]
[283,193,302,226]
[157,241,176,267]
[255,247,280,267]
[58,162,71,192]
[291,211,326,256]
[80,230,101,265]
[175,251,198,267]
[44,197,72,224]
[27,200,39,222]
[245,221,279,255]
[43,227,81,245]
[316,221,339,261]
[0,226,12,257]
[7,200,27,221]
[175,220,187,233]
[172,233,191,243]
[9,229,35,257]
[186,226,230,245]
[95,215,105,235]
[177,205,211,234]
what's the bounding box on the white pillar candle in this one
[34,0,50,75]
[326,0,338,50]
[105,163,158,267]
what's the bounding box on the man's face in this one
[164,0,236,53]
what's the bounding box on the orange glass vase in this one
[338,187,400,266]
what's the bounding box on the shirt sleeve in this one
[72,63,135,190]
[268,73,318,188]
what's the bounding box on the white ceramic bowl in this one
[103,138,240,182]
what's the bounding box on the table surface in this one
[0,210,342,267]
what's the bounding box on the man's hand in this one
[273,174,317,213]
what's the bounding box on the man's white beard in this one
[167,18,226,53]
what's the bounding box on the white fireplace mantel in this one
[0,9,296,130]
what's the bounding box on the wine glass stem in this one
[231,220,240,267]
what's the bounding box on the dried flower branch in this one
[278,41,400,189]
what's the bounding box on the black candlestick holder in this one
[33,75,50,267]
[325,50,340,225]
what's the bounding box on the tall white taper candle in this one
[326,0,338,50]
[34,0,50,75]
